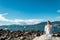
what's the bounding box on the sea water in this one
[0,25,60,32]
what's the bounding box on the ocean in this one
[0,25,60,32]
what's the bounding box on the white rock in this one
[33,34,60,40]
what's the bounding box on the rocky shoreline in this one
[0,29,60,40]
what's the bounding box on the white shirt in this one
[44,25,53,36]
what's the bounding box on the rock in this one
[0,29,60,40]
[33,34,60,40]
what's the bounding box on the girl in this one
[44,21,53,40]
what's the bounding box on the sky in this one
[0,0,60,25]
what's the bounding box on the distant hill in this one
[0,21,60,32]
[52,21,60,27]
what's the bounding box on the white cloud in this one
[56,16,60,18]
[25,19,41,24]
[0,13,9,21]
[0,13,42,25]
[57,10,60,13]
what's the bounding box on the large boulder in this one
[33,34,60,40]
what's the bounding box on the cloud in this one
[56,16,60,18]
[24,19,42,24]
[0,13,42,25]
[0,13,9,22]
[57,10,60,13]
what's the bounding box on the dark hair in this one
[47,20,51,25]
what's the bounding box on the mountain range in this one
[0,21,60,32]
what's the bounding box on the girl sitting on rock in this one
[44,21,53,40]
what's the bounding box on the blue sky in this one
[0,0,60,25]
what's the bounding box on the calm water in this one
[0,25,60,32]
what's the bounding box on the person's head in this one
[47,20,51,25]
